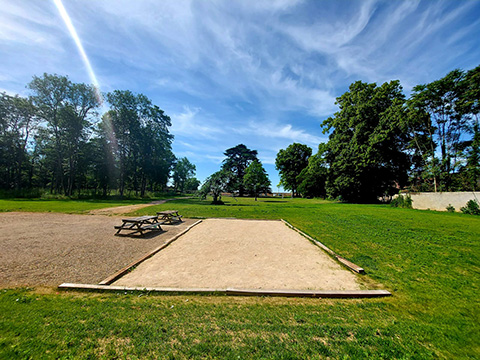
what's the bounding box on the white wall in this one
[401,192,480,212]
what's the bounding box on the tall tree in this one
[243,160,271,200]
[296,144,328,198]
[104,90,174,196]
[275,143,311,197]
[198,170,230,204]
[322,80,411,202]
[172,157,196,193]
[408,69,468,191]
[28,74,100,195]
[221,144,258,196]
[0,93,37,190]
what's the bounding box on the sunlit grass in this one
[1,196,479,358]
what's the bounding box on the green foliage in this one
[0,93,37,191]
[243,160,271,200]
[460,199,480,215]
[296,144,328,198]
[275,143,311,196]
[465,122,480,190]
[28,73,101,196]
[446,204,456,213]
[104,90,174,197]
[198,170,230,204]
[221,144,258,196]
[390,194,413,208]
[172,157,196,193]
[184,177,200,192]
[2,198,479,358]
[408,69,471,191]
[0,74,185,198]
[322,80,411,203]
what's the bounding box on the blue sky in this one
[1,0,480,190]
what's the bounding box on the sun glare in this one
[53,0,103,104]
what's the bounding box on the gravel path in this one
[0,212,195,287]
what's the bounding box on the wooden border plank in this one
[281,219,365,274]
[58,283,391,298]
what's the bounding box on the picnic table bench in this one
[156,210,183,224]
[114,215,163,236]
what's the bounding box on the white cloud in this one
[170,106,226,139]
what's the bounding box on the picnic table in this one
[156,210,183,224]
[114,215,162,236]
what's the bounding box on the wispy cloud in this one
[1,0,480,185]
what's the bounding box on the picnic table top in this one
[121,215,158,223]
[157,210,179,215]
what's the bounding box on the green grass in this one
[0,198,154,214]
[1,197,479,359]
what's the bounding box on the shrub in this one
[391,195,413,209]
[460,199,480,215]
[446,204,456,213]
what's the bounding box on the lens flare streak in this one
[53,0,102,103]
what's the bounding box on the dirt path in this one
[89,197,189,215]
[0,212,196,287]
[114,219,361,291]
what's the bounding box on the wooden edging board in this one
[280,219,365,274]
[99,220,203,285]
[58,283,391,298]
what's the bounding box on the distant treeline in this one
[0,74,198,197]
[275,65,480,202]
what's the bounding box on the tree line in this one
[0,73,198,197]
[275,65,480,203]
[199,144,271,203]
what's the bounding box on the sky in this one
[1,0,480,190]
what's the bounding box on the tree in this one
[322,80,411,202]
[0,93,37,190]
[243,160,271,200]
[222,144,258,196]
[198,170,230,204]
[275,143,311,197]
[28,74,100,195]
[408,69,469,191]
[172,157,196,193]
[461,65,480,190]
[104,90,174,196]
[184,177,200,192]
[296,144,328,198]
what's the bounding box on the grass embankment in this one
[0,197,163,214]
[1,197,479,359]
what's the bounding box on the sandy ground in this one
[0,212,195,287]
[89,197,191,215]
[114,219,361,291]
[88,199,166,215]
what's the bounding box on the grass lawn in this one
[1,197,479,359]
[0,198,155,214]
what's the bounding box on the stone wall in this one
[401,192,480,212]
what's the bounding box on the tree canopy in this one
[221,144,258,196]
[243,160,271,200]
[322,80,411,202]
[172,157,196,193]
[275,143,311,197]
[0,73,195,197]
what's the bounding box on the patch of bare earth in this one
[114,219,361,291]
[0,212,196,287]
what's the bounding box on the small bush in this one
[460,199,480,215]
[391,195,413,209]
[446,204,455,213]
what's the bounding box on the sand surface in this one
[0,212,195,287]
[114,219,361,290]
